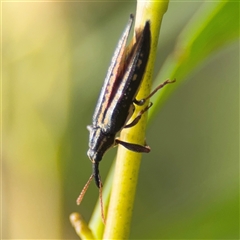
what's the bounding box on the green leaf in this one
[149,1,239,119]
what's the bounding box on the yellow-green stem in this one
[103,1,169,239]
[69,213,95,239]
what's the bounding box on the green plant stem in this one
[69,213,95,239]
[103,1,169,239]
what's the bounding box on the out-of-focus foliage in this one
[3,1,238,239]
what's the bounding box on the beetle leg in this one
[115,138,150,153]
[124,102,153,129]
[134,79,176,106]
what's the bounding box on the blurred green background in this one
[3,1,239,239]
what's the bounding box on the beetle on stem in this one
[77,14,175,223]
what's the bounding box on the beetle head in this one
[87,126,115,164]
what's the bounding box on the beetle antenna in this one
[76,174,93,205]
[99,179,106,224]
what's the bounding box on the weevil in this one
[77,15,175,218]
